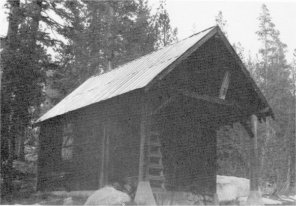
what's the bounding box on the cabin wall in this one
[162,36,228,98]
[37,91,143,191]
[37,119,63,191]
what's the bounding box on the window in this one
[62,123,74,161]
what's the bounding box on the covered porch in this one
[136,87,259,204]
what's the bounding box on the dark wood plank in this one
[249,115,260,191]
[219,71,230,100]
[99,122,106,187]
[172,87,236,107]
[152,96,176,115]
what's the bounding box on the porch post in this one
[36,124,46,191]
[247,114,263,205]
[138,100,148,182]
[135,95,156,205]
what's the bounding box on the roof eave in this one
[215,27,274,120]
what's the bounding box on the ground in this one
[1,172,296,205]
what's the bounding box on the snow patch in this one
[289,195,296,201]
[279,195,296,202]
[238,197,282,205]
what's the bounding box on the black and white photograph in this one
[0,0,295,205]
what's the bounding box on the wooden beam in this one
[240,119,254,138]
[247,114,263,205]
[105,121,110,185]
[250,115,259,190]
[99,122,106,188]
[139,97,149,182]
[172,87,236,108]
[152,96,176,115]
[219,71,230,100]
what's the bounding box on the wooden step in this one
[150,131,160,136]
[148,163,163,169]
[149,175,165,181]
[148,152,162,158]
[147,130,165,191]
[151,187,166,193]
[149,147,161,154]
[149,141,161,147]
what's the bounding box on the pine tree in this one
[51,0,161,96]
[255,4,294,191]
[215,10,228,37]
[1,0,55,200]
[153,0,178,48]
[1,0,21,200]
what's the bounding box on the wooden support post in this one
[247,114,263,206]
[105,121,110,185]
[250,115,259,191]
[139,100,148,182]
[99,120,110,188]
[136,96,156,205]
[99,122,106,188]
[219,71,230,100]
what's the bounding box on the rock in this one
[84,186,130,205]
[63,197,74,205]
[217,175,250,202]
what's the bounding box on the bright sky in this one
[1,0,295,61]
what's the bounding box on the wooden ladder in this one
[147,130,165,192]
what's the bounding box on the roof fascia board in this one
[145,27,219,92]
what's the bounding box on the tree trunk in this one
[16,0,42,162]
[1,0,21,201]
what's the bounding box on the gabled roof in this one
[36,26,272,124]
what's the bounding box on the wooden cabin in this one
[35,26,273,204]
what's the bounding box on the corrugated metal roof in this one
[37,27,217,123]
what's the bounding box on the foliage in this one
[217,4,295,194]
[49,0,162,96]
[215,11,228,37]
[254,4,294,191]
[1,0,52,200]
[153,0,178,48]
[217,124,250,178]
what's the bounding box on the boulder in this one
[84,186,130,205]
[217,175,250,202]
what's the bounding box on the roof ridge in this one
[187,25,217,39]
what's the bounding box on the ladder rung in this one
[151,187,166,193]
[150,131,160,136]
[149,175,165,181]
[148,163,163,169]
[149,142,161,147]
[148,153,162,158]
